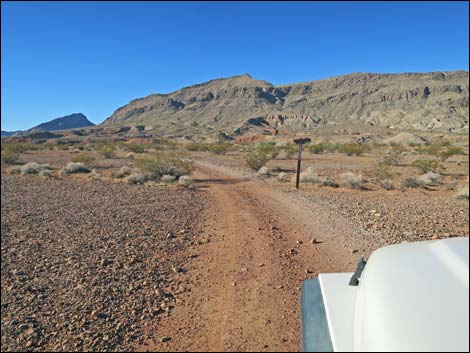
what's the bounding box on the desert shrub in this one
[256,166,271,177]
[7,165,21,174]
[60,162,91,175]
[439,147,464,160]
[446,180,459,191]
[417,172,442,186]
[455,186,469,201]
[99,145,115,158]
[159,138,178,150]
[412,159,442,173]
[401,178,422,189]
[280,143,299,158]
[126,172,148,185]
[309,143,325,154]
[71,155,96,164]
[414,144,442,157]
[380,179,394,190]
[22,162,51,175]
[337,143,371,156]
[208,143,232,155]
[322,177,339,188]
[257,142,279,158]
[185,143,209,152]
[381,155,401,166]
[126,143,145,153]
[340,172,364,189]
[161,174,176,183]
[89,169,103,180]
[136,151,192,180]
[246,150,270,171]
[39,169,52,178]
[1,150,19,164]
[7,162,51,176]
[299,167,321,183]
[178,175,194,187]
[277,172,290,182]
[1,143,34,154]
[54,144,70,151]
[389,143,408,154]
[368,163,396,183]
[114,166,131,178]
[308,142,341,154]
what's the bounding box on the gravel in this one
[281,187,469,256]
[1,175,205,351]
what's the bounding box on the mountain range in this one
[103,71,469,135]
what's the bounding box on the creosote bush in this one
[1,150,19,164]
[257,142,279,158]
[246,150,270,171]
[126,143,145,153]
[439,147,464,160]
[136,151,192,181]
[412,159,442,173]
[368,163,396,184]
[208,143,232,155]
[71,155,96,164]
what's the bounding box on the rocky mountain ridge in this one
[103,70,468,135]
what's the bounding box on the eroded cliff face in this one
[103,71,469,135]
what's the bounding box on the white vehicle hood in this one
[353,237,469,352]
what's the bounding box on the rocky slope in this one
[4,113,95,138]
[31,113,95,132]
[102,71,469,136]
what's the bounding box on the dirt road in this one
[139,163,358,352]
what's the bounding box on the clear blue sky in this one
[1,1,469,131]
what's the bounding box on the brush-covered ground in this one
[1,130,469,351]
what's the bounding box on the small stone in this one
[160,336,171,343]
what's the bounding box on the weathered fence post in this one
[293,138,311,190]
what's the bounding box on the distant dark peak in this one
[31,113,95,132]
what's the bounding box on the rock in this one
[160,336,171,343]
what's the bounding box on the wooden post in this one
[296,143,303,189]
[293,137,311,190]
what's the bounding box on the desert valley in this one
[1,70,469,351]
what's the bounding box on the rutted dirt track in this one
[139,163,356,352]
